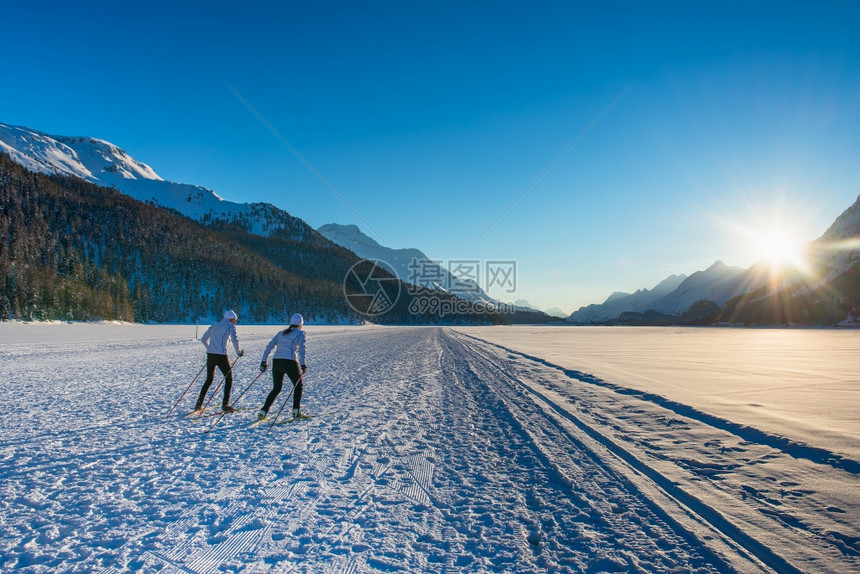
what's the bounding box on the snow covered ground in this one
[0,323,857,573]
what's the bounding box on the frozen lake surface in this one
[456,326,860,461]
[0,323,857,573]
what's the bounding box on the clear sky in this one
[4,1,860,312]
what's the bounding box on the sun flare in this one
[754,230,804,266]
[750,226,809,272]
[719,200,814,275]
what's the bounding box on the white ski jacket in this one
[262,328,306,365]
[200,318,241,355]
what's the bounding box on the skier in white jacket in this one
[196,310,244,412]
[258,313,307,420]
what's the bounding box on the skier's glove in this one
[301,365,307,373]
[238,349,245,357]
[260,362,268,372]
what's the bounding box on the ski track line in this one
[271,330,448,572]
[437,329,741,574]
[130,460,306,572]
[444,330,769,573]
[451,329,857,573]
[312,329,512,572]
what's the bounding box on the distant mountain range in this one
[317,224,569,316]
[568,196,860,326]
[511,299,568,318]
[317,223,494,304]
[569,274,687,323]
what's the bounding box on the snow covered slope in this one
[318,223,494,302]
[0,122,305,238]
[812,194,860,279]
[1,324,856,573]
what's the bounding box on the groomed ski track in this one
[1,326,856,573]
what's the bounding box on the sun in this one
[718,199,814,274]
[751,227,808,271]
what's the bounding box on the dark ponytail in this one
[283,325,296,335]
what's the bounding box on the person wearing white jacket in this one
[258,313,307,420]
[195,310,244,412]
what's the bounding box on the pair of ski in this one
[210,383,312,434]
[186,406,253,419]
[249,412,315,428]
[168,356,245,425]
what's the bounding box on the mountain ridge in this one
[0,122,307,239]
[318,222,495,304]
[568,273,687,323]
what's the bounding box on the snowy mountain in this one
[318,223,494,303]
[0,121,554,325]
[543,306,569,319]
[568,262,767,324]
[513,299,544,313]
[0,151,359,323]
[655,261,766,315]
[0,122,309,239]
[512,300,568,318]
[568,273,687,323]
[810,194,860,280]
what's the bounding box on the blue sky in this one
[5,1,860,312]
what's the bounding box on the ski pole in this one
[165,362,207,418]
[195,355,241,419]
[266,373,303,434]
[206,369,266,433]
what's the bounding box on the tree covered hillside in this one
[0,153,353,322]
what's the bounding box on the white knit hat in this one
[223,310,238,320]
[290,313,304,326]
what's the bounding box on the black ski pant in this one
[263,359,302,413]
[196,353,233,409]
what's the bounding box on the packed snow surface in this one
[1,324,857,573]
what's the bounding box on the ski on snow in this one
[277,413,315,425]
[186,407,254,420]
[248,413,317,429]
